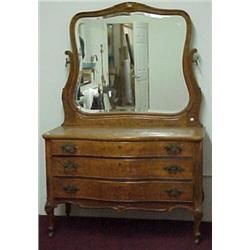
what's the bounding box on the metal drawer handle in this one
[63,161,79,170]
[164,143,182,155]
[63,185,79,194]
[61,143,77,153]
[164,165,185,174]
[165,188,183,198]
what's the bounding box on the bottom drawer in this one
[53,178,193,202]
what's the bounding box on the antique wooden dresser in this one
[43,2,204,244]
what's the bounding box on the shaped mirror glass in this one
[74,12,189,113]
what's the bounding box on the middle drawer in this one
[52,157,193,179]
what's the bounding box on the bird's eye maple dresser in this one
[42,2,205,244]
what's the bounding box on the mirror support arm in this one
[191,49,199,66]
[65,56,71,68]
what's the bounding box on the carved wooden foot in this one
[65,203,71,217]
[45,201,55,237]
[193,209,203,244]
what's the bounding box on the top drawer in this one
[51,140,193,157]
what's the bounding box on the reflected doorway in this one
[107,23,149,112]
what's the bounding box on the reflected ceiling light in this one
[144,13,166,19]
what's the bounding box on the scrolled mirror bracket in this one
[65,57,70,68]
[191,48,199,66]
[65,50,73,68]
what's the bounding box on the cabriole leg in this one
[45,201,55,237]
[193,209,203,244]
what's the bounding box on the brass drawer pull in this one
[63,185,79,194]
[164,165,185,174]
[63,161,79,170]
[61,143,77,153]
[165,188,183,198]
[164,143,182,155]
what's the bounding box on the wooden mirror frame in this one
[62,2,201,127]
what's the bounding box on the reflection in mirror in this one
[74,13,189,113]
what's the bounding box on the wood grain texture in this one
[53,178,193,202]
[52,157,193,179]
[43,126,204,141]
[50,140,193,157]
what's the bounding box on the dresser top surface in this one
[43,126,204,141]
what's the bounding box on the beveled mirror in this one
[75,13,188,113]
[63,2,201,126]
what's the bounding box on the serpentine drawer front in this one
[43,128,203,243]
[52,157,193,179]
[51,140,193,157]
[53,178,193,202]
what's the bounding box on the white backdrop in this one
[39,0,211,221]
